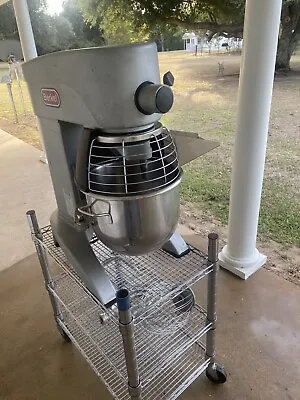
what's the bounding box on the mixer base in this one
[162,232,190,258]
[50,210,116,305]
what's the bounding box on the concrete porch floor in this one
[0,238,299,400]
[0,129,55,271]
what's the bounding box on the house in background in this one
[182,32,243,53]
[182,32,198,52]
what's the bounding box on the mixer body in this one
[22,42,219,305]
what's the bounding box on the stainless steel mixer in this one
[22,42,218,305]
[24,42,226,400]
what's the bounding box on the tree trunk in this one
[276,4,300,70]
[161,33,165,52]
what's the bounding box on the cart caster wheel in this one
[206,364,227,384]
[57,325,71,342]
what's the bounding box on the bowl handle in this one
[78,199,113,224]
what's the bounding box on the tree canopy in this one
[0,0,299,69]
[61,0,105,48]
[0,0,105,55]
[76,0,300,69]
[75,0,245,39]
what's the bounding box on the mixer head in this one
[22,42,173,132]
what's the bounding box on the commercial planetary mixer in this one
[23,42,227,400]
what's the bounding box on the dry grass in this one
[0,64,40,148]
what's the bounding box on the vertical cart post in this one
[206,233,218,366]
[117,289,141,400]
[205,233,227,384]
[26,210,64,328]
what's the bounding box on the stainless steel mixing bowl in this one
[84,175,182,255]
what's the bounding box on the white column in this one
[12,0,37,61]
[219,0,282,279]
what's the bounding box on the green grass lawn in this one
[0,54,300,246]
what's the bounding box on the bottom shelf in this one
[58,317,209,400]
[48,255,211,399]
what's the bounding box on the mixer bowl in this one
[85,175,182,255]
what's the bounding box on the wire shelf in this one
[49,269,211,384]
[39,225,213,326]
[55,282,210,400]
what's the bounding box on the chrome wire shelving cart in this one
[27,210,227,400]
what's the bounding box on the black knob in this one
[163,71,175,86]
[135,82,174,115]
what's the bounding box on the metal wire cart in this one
[27,210,227,400]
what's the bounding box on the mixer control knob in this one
[135,82,174,115]
[163,71,175,86]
